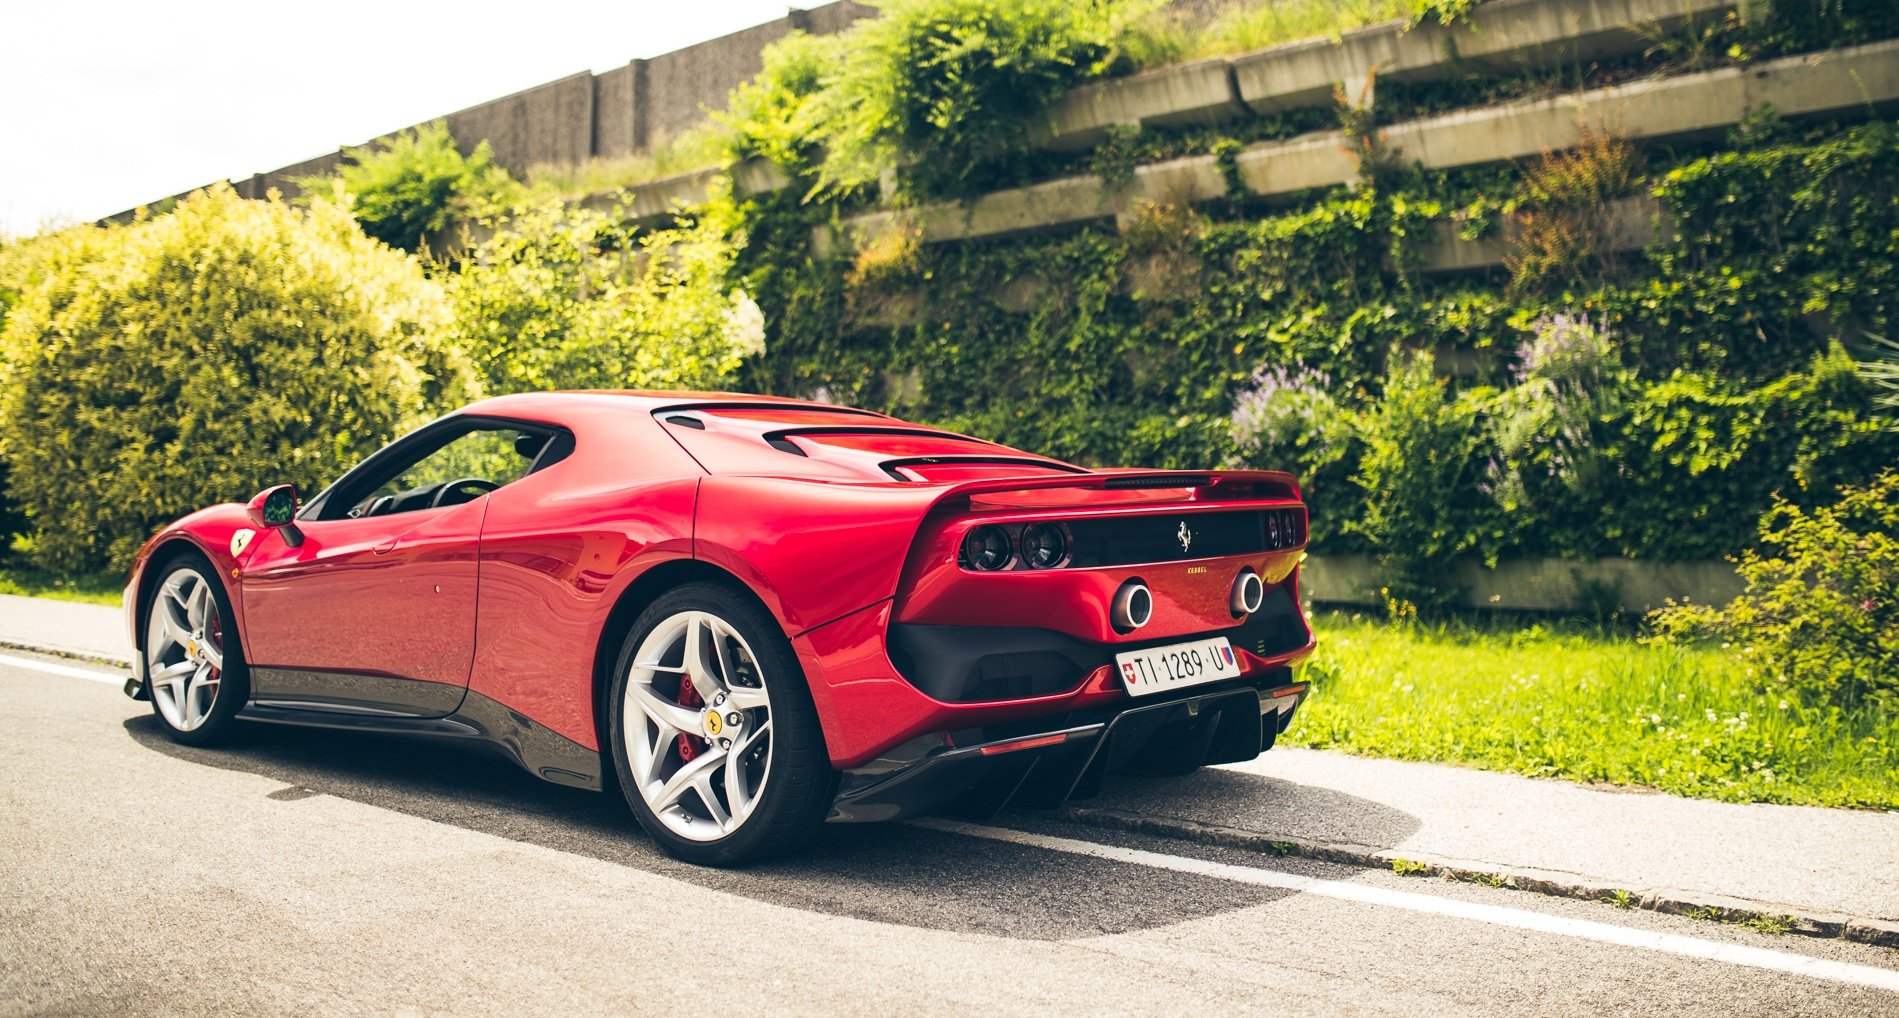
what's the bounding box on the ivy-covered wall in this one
[734,116,1899,588]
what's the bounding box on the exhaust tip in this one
[1111,580,1153,632]
[1231,569,1265,616]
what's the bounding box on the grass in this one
[523,127,732,201]
[1288,609,1899,811]
[1684,906,1796,936]
[0,537,121,606]
[1121,0,1431,71]
[0,563,121,606]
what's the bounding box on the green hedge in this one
[0,185,470,572]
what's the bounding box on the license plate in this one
[1115,637,1239,697]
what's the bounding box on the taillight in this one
[1020,523,1070,569]
[961,525,1015,571]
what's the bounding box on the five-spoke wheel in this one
[608,583,834,865]
[141,555,248,743]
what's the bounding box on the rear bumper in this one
[792,567,1315,770]
[828,672,1306,822]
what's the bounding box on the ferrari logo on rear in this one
[1177,521,1193,553]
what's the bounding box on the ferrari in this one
[124,392,1314,865]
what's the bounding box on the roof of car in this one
[462,390,891,417]
[457,390,1080,483]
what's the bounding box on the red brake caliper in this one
[675,677,704,763]
[205,606,223,689]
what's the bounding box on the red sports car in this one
[125,392,1314,864]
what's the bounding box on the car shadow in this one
[1082,765,1425,850]
[123,714,1417,940]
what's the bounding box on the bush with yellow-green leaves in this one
[0,184,472,572]
[446,193,762,396]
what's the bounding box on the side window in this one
[348,426,550,519]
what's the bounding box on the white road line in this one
[0,652,126,685]
[917,818,1899,995]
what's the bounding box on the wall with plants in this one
[691,0,1899,607]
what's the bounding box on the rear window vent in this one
[661,414,706,430]
[883,457,1084,481]
[1104,474,1210,489]
[766,436,807,456]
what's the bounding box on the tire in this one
[141,553,250,745]
[606,582,836,866]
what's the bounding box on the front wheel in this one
[606,583,835,866]
[141,555,250,745]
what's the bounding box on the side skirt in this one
[237,688,603,791]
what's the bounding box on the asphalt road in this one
[3,653,1896,1017]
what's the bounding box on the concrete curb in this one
[1059,805,1899,949]
[0,639,133,671]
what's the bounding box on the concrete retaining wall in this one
[823,39,1899,253]
[445,72,596,173]
[1302,555,1746,613]
[1045,0,1737,147]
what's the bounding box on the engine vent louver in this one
[883,456,1087,481]
[1103,475,1211,489]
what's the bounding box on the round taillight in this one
[1231,568,1265,616]
[1021,523,1069,569]
[1111,580,1153,632]
[962,525,1015,571]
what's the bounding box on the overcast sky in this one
[0,0,809,236]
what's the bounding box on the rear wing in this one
[923,469,1302,513]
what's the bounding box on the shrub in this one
[1612,343,1896,560]
[1228,363,1360,543]
[1488,313,1631,518]
[1649,472,1899,710]
[0,185,468,572]
[446,194,761,394]
[0,226,121,547]
[302,121,505,252]
[813,0,1126,199]
[1349,351,1497,606]
[719,30,844,174]
[1505,132,1641,294]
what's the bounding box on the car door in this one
[239,418,556,717]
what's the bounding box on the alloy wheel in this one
[145,567,226,732]
[622,610,774,842]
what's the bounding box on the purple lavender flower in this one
[1230,363,1343,466]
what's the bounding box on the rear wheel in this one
[142,555,249,745]
[606,583,835,866]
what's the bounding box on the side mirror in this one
[246,484,304,547]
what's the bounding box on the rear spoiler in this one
[924,469,1302,512]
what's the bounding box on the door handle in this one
[373,537,398,555]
